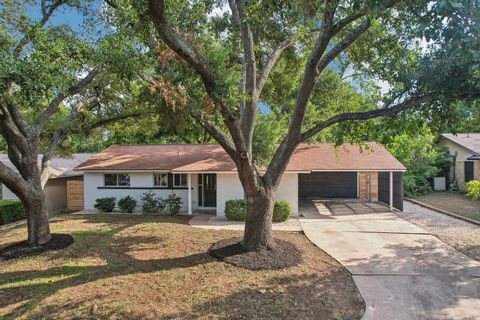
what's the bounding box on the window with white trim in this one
[104,173,130,186]
[154,173,168,187]
[173,173,187,187]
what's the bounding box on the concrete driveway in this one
[299,200,480,320]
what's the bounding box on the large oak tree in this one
[130,0,479,250]
[0,0,150,245]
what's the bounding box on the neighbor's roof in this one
[0,153,95,179]
[441,133,480,154]
[74,143,405,172]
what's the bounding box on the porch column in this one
[389,171,393,211]
[187,173,192,215]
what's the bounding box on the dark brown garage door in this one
[299,172,357,198]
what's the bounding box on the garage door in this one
[298,172,357,198]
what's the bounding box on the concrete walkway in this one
[299,200,480,320]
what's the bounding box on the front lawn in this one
[0,214,364,319]
[413,191,480,222]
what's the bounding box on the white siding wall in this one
[83,172,198,212]
[275,173,298,216]
[1,184,18,200]
[216,173,244,217]
[216,172,299,217]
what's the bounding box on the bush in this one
[225,199,247,221]
[225,199,292,222]
[94,197,116,212]
[0,200,25,226]
[466,180,480,200]
[164,193,183,215]
[141,191,164,213]
[118,196,137,213]
[273,200,292,222]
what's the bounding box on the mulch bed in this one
[209,237,302,270]
[0,233,74,260]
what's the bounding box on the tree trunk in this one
[24,190,51,246]
[242,188,275,251]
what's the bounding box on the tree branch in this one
[0,160,30,199]
[316,18,371,74]
[301,95,432,141]
[13,0,67,57]
[264,0,339,186]
[37,66,103,127]
[148,0,217,96]
[229,0,257,151]
[191,112,238,160]
[256,33,297,96]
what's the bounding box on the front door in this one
[203,174,217,207]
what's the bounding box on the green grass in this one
[414,191,480,222]
[0,213,364,320]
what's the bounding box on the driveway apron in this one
[299,200,480,320]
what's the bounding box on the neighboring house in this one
[0,154,94,212]
[438,133,480,191]
[74,143,406,216]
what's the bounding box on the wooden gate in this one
[67,180,84,211]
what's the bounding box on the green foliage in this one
[164,193,182,215]
[141,191,165,213]
[225,199,247,221]
[0,200,25,225]
[386,129,440,196]
[94,197,116,212]
[117,196,137,213]
[273,200,292,222]
[225,199,291,222]
[466,180,480,200]
[253,113,288,165]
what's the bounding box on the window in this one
[154,173,168,187]
[465,161,474,182]
[173,174,187,187]
[104,173,130,186]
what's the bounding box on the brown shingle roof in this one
[74,142,405,172]
[289,143,405,171]
[441,133,480,154]
[0,153,95,178]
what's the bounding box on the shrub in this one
[273,200,292,222]
[0,200,25,225]
[141,191,164,213]
[118,196,137,213]
[225,199,292,222]
[164,193,183,215]
[466,180,480,200]
[94,197,116,212]
[225,199,247,221]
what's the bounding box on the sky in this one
[25,0,107,39]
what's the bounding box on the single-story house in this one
[438,133,480,191]
[74,143,405,216]
[0,154,94,212]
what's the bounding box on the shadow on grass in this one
[161,273,360,320]
[0,213,215,319]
